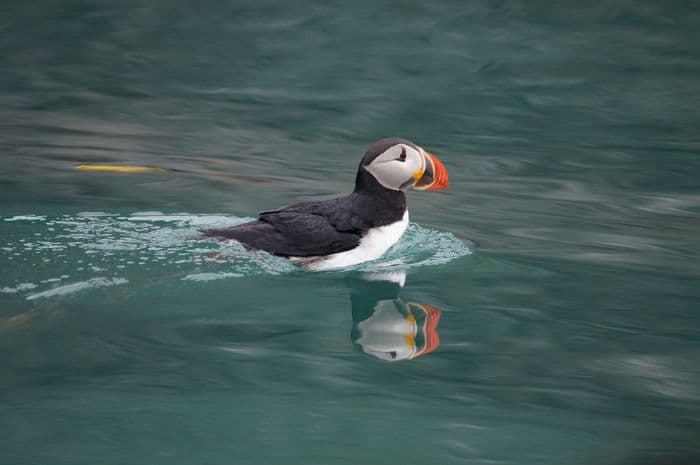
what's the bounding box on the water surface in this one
[1,1,699,464]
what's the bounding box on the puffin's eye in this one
[397,149,407,162]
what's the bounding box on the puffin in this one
[202,137,449,270]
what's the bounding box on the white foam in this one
[183,272,243,282]
[77,212,117,217]
[4,215,46,222]
[127,213,247,227]
[26,278,128,300]
[0,283,38,294]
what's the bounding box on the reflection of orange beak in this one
[407,303,442,358]
[413,149,449,191]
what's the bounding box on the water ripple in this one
[26,277,129,300]
[0,212,470,298]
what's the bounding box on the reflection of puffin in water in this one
[350,277,442,361]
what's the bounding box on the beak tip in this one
[417,151,449,191]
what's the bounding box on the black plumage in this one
[201,138,413,257]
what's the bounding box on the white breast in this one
[293,211,409,271]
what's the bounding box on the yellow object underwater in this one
[74,164,167,173]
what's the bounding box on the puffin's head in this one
[353,300,442,362]
[356,137,449,193]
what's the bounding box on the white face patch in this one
[363,144,423,191]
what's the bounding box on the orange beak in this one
[413,149,449,190]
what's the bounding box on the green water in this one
[2,1,700,464]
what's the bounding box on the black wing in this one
[259,193,404,231]
[201,211,361,257]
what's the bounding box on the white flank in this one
[295,211,409,271]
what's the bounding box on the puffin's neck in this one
[352,168,407,220]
